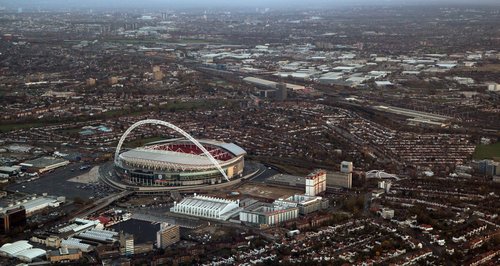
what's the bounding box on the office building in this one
[305,170,326,196]
[156,223,180,249]
[240,202,298,226]
[326,172,352,189]
[274,194,328,215]
[275,82,287,101]
[119,232,134,256]
[0,207,27,235]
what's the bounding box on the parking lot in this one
[7,162,115,200]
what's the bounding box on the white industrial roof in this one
[175,195,238,213]
[22,197,56,211]
[61,238,92,251]
[15,248,46,261]
[0,196,60,214]
[0,240,32,256]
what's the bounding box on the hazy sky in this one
[2,0,500,10]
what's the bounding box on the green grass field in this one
[124,136,166,148]
[0,122,48,132]
[473,142,500,161]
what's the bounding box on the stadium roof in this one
[0,240,32,257]
[121,149,220,166]
[201,140,247,157]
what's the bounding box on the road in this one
[74,190,133,218]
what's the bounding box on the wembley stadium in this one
[114,138,246,187]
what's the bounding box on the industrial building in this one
[31,218,107,253]
[156,223,180,249]
[75,228,119,245]
[20,157,69,173]
[61,238,93,252]
[239,201,299,226]
[0,195,65,217]
[15,248,47,262]
[170,194,240,220]
[243,76,304,91]
[0,166,21,176]
[0,240,47,262]
[46,248,82,263]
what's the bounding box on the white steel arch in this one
[114,119,229,181]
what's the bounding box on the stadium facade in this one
[115,138,246,187]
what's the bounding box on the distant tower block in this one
[275,82,287,101]
[108,76,119,85]
[305,169,326,196]
[153,66,164,81]
[86,78,96,86]
[153,71,164,81]
[341,161,353,173]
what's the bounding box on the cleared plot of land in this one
[237,182,302,200]
[472,64,500,72]
[473,142,500,161]
[68,166,100,184]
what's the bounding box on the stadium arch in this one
[114,119,230,181]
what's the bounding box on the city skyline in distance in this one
[2,0,500,11]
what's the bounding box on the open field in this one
[68,166,100,184]
[0,122,48,132]
[124,136,166,148]
[237,182,302,200]
[473,142,500,161]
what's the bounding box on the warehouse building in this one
[75,228,119,245]
[0,240,47,262]
[20,157,69,173]
[1,195,65,217]
[61,238,93,252]
[170,194,241,220]
[0,240,32,257]
[15,248,47,262]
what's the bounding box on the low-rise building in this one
[274,194,327,215]
[20,157,69,173]
[240,202,299,226]
[47,247,82,263]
